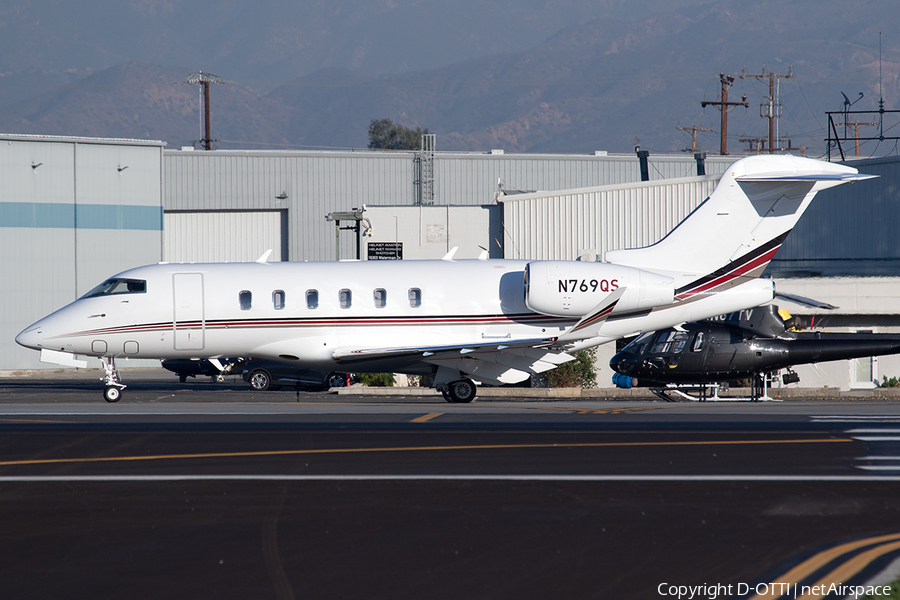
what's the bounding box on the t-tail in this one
[604,154,875,298]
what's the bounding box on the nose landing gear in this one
[101,356,125,402]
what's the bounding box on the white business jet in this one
[16,155,873,402]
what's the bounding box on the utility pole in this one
[740,135,801,155]
[740,65,794,153]
[701,73,748,155]
[836,119,877,156]
[676,123,715,153]
[183,71,225,150]
[739,136,767,154]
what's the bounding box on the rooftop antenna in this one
[182,71,228,150]
[841,91,864,139]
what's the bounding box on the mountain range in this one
[0,0,896,156]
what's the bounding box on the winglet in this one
[256,249,274,264]
[557,287,626,342]
[442,247,459,261]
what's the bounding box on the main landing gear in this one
[438,378,477,404]
[101,356,125,403]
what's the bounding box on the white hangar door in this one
[164,211,285,263]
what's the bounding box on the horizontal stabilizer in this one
[736,172,877,183]
[774,291,838,310]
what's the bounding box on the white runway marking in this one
[4,474,900,483]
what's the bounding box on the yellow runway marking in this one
[749,531,900,599]
[799,539,900,599]
[0,437,853,469]
[410,413,444,423]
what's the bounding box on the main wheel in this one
[103,386,122,403]
[446,378,477,403]
[326,372,346,388]
[248,369,272,391]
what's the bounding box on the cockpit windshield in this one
[621,331,655,356]
[81,278,147,299]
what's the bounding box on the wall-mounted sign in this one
[367,242,403,260]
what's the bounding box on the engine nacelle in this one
[524,261,674,317]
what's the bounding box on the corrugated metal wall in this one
[435,153,731,201]
[500,176,720,261]
[164,150,734,261]
[164,211,285,263]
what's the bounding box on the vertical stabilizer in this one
[605,155,874,298]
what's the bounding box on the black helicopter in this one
[610,305,900,401]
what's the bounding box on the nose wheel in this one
[103,385,122,403]
[100,356,126,402]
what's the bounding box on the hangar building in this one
[3,133,900,391]
[2,134,165,372]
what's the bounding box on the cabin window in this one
[273,290,285,310]
[339,289,352,308]
[691,332,704,352]
[81,278,147,299]
[374,288,387,308]
[239,290,252,310]
[306,290,318,309]
[408,288,421,308]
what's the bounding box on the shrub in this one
[882,375,900,388]
[357,372,395,387]
[543,348,597,388]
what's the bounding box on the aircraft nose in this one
[609,352,638,375]
[15,322,45,350]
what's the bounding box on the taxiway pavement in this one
[3,373,900,599]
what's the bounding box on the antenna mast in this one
[183,71,225,150]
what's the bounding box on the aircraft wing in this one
[332,338,575,385]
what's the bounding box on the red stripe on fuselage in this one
[61,313,569,339]
[675,245,780,300]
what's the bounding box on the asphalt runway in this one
[3,374,900,599]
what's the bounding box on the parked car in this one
[161,358,246,383]
[241,358,349,391]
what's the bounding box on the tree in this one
[368,118,429,150]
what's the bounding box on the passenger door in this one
[173,273,205,350]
